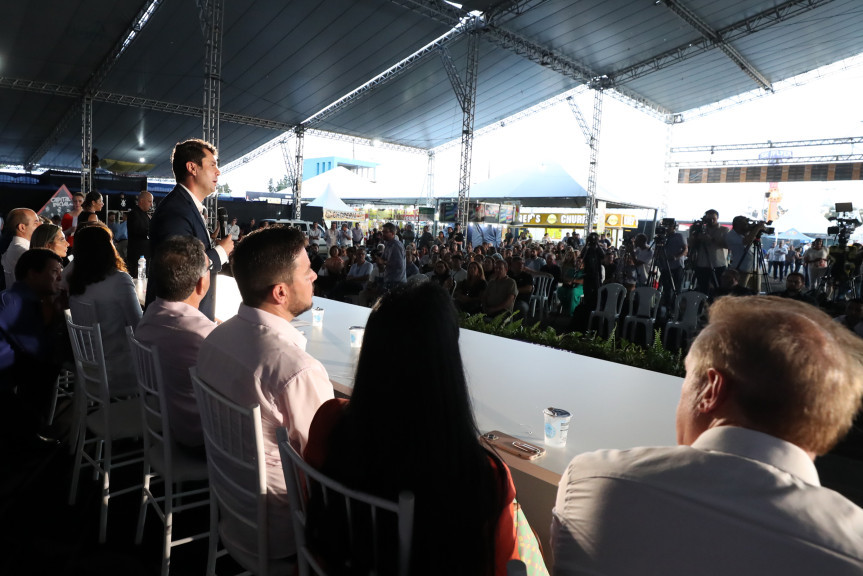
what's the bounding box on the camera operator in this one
[688,209,728,295]
[654,220,687,308]
[581,232,606,309]
[727,215,766,292]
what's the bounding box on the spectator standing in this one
[125,190,152,274]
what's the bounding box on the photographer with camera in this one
[688,209,728,296]
[653,219,687,308]
[727,216,767,293]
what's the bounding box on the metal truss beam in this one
[197,0,224,149]
[81,97,94,196]
[668,154,863,168]
[387,0,462,27]
[614,0,831,86]
[584,88,604,236]
[456,27,481,230]
[279,135,297,189]
[293,126,305,220]
[659,0,772,91]
[425,151,436,207]
[672,136,863,153]
[25,0,163,169]
[302,22,467,128]
[566,96,592,146]
[433,85,588,152]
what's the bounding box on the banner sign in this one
[37,184,74,221]
[517,211,638,229]
[324,208,363,222]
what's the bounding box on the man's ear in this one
[270,282,288,304]
[195,275,208,297]
[697,368,728,414]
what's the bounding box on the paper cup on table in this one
[543,407,571,447]
[349,326,365,348]
[312,307,324,326]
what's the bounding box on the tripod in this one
[735,239,771,294]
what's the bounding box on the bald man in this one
[1,208,41,289]
[126,190,153,273]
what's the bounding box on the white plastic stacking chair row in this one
[126,328,209,576]
[276,426,415,576]
[662,291,709,352]
[621,287,661,347]
[529,272,554,319]
[588,283,627,338]
[65,310,144,544]
[190,367,293,576]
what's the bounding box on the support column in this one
[456,29,480,231]
[80,96,94,197]
[584,83,607,236]
[425,151,435,207]
[293,125,305,220]
[197,0,224,228]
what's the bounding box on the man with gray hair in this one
[552,296,863,575]
[135,235,215,449]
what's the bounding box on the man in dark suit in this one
[125,190,152,273]
[146,139,233,320]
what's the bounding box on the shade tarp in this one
[772,211,832,236]
[306,183,353,210]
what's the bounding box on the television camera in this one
[653,217,676,246]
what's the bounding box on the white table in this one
[215,278,684,560]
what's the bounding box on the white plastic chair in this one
[662,291,709,352]
[621,287,661,347]
[276,427,415,576]
[190,367,292,576]
[127,328,209,576]
[46,363,75,426]
[65,310,143,543]
[529,272,554,319]
[587,283,627,338]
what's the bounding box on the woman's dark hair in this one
[82,191,102,210]
[318,282,509,575]
[68,223,127,295]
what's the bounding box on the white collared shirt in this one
[552,426,863,575]
[178,184,227,265]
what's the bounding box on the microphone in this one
[217,207,229,239]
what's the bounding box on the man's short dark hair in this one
[151,236,207,301]
[15,248,62,282]
[231,226,306,307]
[382,222,396,234]
[705,209,719,218]
[171,139,217,182]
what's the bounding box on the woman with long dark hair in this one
[454,260,487,314]
[68,223,141,394]
[304,282,519,575]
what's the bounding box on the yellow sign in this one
[517,212,638,228]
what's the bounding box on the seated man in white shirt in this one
[329,247,372,302]
[197,225,334,565]
[134,235,215,450]
[552,295,863,576]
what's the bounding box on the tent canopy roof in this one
[2,1,862,179]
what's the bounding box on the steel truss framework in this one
[613,0,832,86]
[81,98,93,197]
[672,136,863,153]
[26,0,164,170]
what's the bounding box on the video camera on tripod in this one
[653,217,676,247]
[748,219,774,239]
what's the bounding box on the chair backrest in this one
[595,283,627,314]
[126,327,172,474]
[69,298,98,327]
[276,427,415,576]
[627,287,661,319]
[190,367,269,571]
[65,309,109,407]
[670,291,708,324]
[532,273,553,298]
